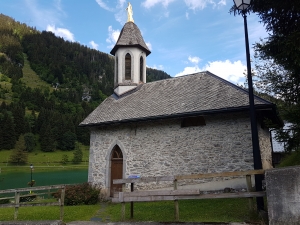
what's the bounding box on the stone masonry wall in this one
[88,112,272,193]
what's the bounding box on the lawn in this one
[0,143,89,172]
[0,199,263,223]
[0,205,100,222]
[97,199,262,223]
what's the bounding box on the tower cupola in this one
[110,2,151,96]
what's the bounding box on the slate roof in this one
[110,22,151,56]
[80,71,281,127]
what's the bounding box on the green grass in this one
[0,143,89,172]
[20,54,52,91]
[279,151,300,167]
[0,199,263,223]
[0,205,100,222]
[100,199,262,223]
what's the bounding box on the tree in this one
[24,132,36,152]
[0,112,16,150]
[59,131,77,150]
[9,135,28,165]
[72,144,83,164]
[61,154,69,165]
[232,0,300,152]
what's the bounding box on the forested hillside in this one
[0,14,171,159]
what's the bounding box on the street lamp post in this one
[233,0,264,211]
[30,164,34,187]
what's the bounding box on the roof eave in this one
[110,44,151,56]
[79,104,280,128]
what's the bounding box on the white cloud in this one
[142,0,176,8]
[24,0,64,28]
[106,26,120,48]
[95,0,114,11]
[186,12,189,19]
[175,56,247,84]
[188,56,201,64]
[148,64,165,70]
[175,65,201,77]
[218,0,226,6]
[46,25,75,42]
[89,41,99,50]
[184,0,227,10]
[146,42,152,51]
[118,0,126,8]
[202,60,246,84]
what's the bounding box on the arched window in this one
[116,56,118,84]
[125,53,131,80]
[140,56,144,82]
[112,146,123,159]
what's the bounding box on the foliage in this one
[0,110,16,149]
[61,154,69,164]
[0,197,10,204]
[8,135,28,164]
[232,0,300,152]
[0,13,171,153]
[59,131,77,151]
[72,144,83,164]
[24,132,35,152]
[279,151,300,167]
[52,182,100,206]
[27,180,36,187]
[147,67,171,82]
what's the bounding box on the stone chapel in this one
[80,7,282,197]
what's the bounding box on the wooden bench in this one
[113,169,265,221]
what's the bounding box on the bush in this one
[52,183,100,206]
[0,197,10,204]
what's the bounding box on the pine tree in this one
[9,135,28,165]
[72,144,83,164]
[0,112,16,149]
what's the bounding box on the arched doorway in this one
[110,145,123,197]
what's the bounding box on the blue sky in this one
[0,0,268,84]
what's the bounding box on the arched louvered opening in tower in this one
[125,53,131,80]
[140,56,144,82]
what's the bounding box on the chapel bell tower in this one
[110,2,151,96]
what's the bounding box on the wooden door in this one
[110,146,123,197]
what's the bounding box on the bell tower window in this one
[125,53,131,80]
[140,56,144,82]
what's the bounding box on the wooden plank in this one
[0,185,65,194]
[174,179,179,222]
[130,183,134,219]
[246,175,254,211]
[113,175,175,184]
[60,186,65,221]
[114,191,266,203]
[18,202,61,207]
[175,169,265,180]
[118,189,200,197]
[14,191,20,220]
[0,202,61,208]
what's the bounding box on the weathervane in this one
[126,2,134,23]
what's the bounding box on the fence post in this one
[130,183,134,219]
[14,191,20,220]
[174,179,179,221]
[246,175,254,211]
[60,186,65,221]
[121,183,126,221]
